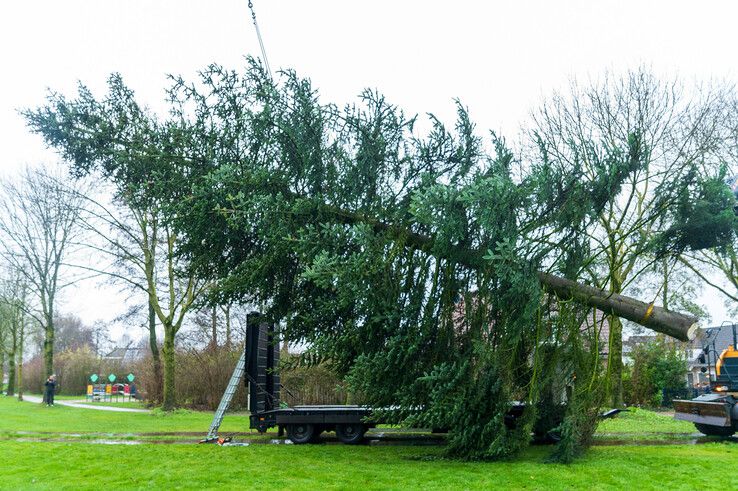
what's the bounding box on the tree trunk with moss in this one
[43,308,54,378]
[161,326,176,411]
[6,341,15,396]
[607,316,624,407]
[0,342,4,395]
[148,301,162,402]
[607,272,624,408]
[17,316,24,402]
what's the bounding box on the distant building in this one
[575,309,612,357]
[622,334,657,365]
[103,346,143,364]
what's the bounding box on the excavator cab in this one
[674,323,738,436]
[713,344,738,392]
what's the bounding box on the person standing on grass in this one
[44,375,57,406]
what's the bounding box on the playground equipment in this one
[86,373,136,402]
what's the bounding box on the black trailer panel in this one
[245,313,280,414]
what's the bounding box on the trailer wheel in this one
[287,423,316,444]
[336,424,366,444]
[694,423,736,437]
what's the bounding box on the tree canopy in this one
[24,59,737,461]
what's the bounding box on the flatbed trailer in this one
[242,315,378,443]
[241,313,538,444]
[251,405,374,443]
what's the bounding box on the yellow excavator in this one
[674,324,738,436]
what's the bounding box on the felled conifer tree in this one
[24,59,734,460]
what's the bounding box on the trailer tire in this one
[287,423,316,444]
[336,424,366,444]
[694,423,735,437]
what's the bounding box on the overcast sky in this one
[2,0,738,338]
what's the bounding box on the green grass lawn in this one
[597,408,694,434]
[74,400,149,409]
[0,396,251,435]
[2,441,737,490]
[2,396,735,490]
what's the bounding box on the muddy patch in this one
[593,436,738,446]
[5,429,736,447]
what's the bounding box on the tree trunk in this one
[536,272,698,341]
[6,344,16,396]
[211,307,218,350]
[320,204,700,340]
[43,313,54,378]
[538,269,701,407]
[0,345,4,395]
[148,301,163,403]
[17,318,24,402]
[662,257,669,310]
[224,305,231,349]
[607,315,624,407]
[606,265,624,409]
[161,325,176,411]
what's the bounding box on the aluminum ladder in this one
[204,349,247,441]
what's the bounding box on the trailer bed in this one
[250,405,372,430]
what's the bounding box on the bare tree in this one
[530,68,727,405]
[679,95,738,312]
[0,299,7,393]
[70,187,209,409]
[0,166,84,382]
[0,268,30,398]
[189,303,235,350]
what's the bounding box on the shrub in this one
[22,347,138,396]
[21,356,45,395]
[624,339,687,407]
[130,346,247,410]
[173,347,247,410]
[55,346,100,395]
[279,354,350,405]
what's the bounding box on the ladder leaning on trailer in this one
[201,312,279,443]
[201,349,247,443]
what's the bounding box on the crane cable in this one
[247,0,273,80]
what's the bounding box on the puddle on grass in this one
[593,436,738,446]
[11,437,200,445]
[11,430,260,437]
[3,434,445,447]
[6,430,737,447]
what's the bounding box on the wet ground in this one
[21,395,150,413]
[591,433,738,446]
[2,429,736,447]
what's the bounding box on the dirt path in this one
[22,395,150,413]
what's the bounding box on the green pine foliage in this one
[22,59,734,461]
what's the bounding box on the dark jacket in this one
[44,380,56,393]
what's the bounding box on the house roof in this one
[698,324,738,353]
[682,323,738,367]
[103,346,143,362]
